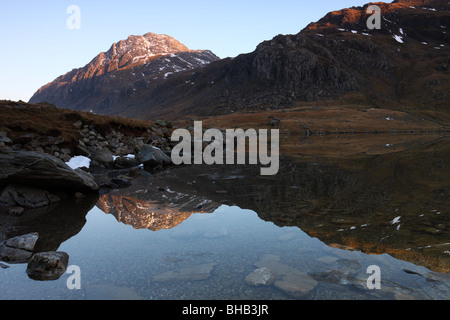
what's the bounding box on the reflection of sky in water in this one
[0,205,448,300]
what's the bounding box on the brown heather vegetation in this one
[0,100,155,151]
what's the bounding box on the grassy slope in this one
[0,100,156,151]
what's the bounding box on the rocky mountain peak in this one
[101,33,191,72]
[29,33,220,114]
[83,33,197,78]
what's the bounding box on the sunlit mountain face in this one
[29,33,219,116]
[30,1,450,122]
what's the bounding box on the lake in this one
[1,135,449,300]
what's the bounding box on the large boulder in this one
[0,151,98,193]
[26,251,69,281]
[138,145,172,169]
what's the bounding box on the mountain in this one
[30,0,449,122]
[29,33,219,115]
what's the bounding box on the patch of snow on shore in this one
[66,156,91,170]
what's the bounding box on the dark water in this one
[1,136,449,300]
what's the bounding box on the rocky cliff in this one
[133,0,447,120]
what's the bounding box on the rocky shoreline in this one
[0,118,175,279]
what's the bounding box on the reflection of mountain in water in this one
[97,137,450,273]
[97,187,219,231]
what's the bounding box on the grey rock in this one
[138,145,172,168]
[0,151,98,193]
[73,120,83,129]
[0,136,13,145]
[28,139,41,148]
[90,149,114,165]
[113,156,139,169]
[14,134,36,144]
[26,251,69,281]
[86,285,143,300]
[245,267,277,287]
[152,262,217,282]
[0,233,39,263]
[255,254,317,298]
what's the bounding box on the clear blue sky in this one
[0,0,373,102]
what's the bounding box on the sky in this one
[0,0,373,102]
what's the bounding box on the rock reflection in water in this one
[0,195,98,253]
[97,137,450,273]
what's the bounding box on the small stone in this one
[86,285,143,300]
[15,133,36,144]
[90,149,114,165]
[0,136,13,145]
[254,254,317,298]
[73,121,83,129]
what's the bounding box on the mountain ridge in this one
[29,33,220,114]
[30,0,449,122]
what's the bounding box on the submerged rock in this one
[26,251,69,281]
[245,267,277,287]
[254,254,317,298]
[152,262,217,282]
[86,285,143,300]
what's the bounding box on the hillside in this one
[0,100,173,162]
[132,0,447,122]
[29,0,449,125]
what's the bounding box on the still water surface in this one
[1,135,449,300]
